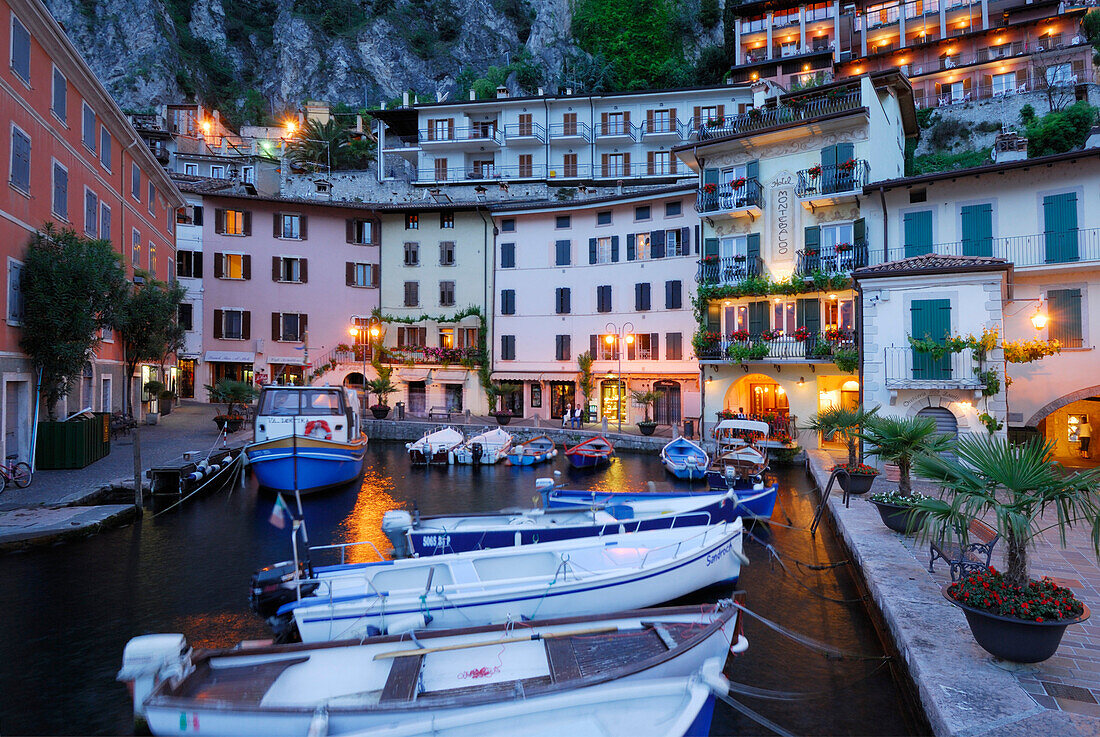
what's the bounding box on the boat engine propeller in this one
[249,560,316,619]
[472,443,484,464]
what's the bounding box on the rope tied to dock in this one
[745,529,865,605]
[729,601,889,662]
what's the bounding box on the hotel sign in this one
[769,172,796,269]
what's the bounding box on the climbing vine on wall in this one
[370,305,493,393]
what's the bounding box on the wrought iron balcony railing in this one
[882,226,1100,268]
[693,90,861,140]
[884,346,983,389]
[696,179,764,214]
[697,255,765,284]
[796,159,870,198]
[697,332,858,362]
[795,240,870,275]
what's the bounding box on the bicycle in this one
[0,454,32,493]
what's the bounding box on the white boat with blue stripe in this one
[270,521,745,643]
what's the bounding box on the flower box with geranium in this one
[702,183,718,194]
[733,254,747,262]
[730,177,747,190]
[834,242,852,253]
[706,118,721,128]
[794,326,813,342]
[838,159,856,172]
[807,164,822,177]
[728,329,750,342]
[760,328,783,341]
[824,327,850,342]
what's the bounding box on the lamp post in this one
[604,321,634,433]
[349,316,381,411]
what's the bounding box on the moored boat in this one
[380,489,740,556]
[542,484,779,523]
[255,521,745,643]
[707,419,770,489]
[406,426,464,465]
[661,437,710,480]
[564,436,614,469]
[244,386,367,494]
[120,605,746,737]
[452,427,512,465]
[506,434,557,466]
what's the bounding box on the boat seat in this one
[379,654,423,702]
[448,561,481,585]
[178,656,310,705]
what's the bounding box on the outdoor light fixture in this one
[605,334,615,345]
[285,119,297,135]
[798,377,806,386]
[1031,306,1048,330]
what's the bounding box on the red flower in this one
[1036,617,1044,623]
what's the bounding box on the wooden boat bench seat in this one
[544,623,696,683]
[380,654,424,703]
[929,518,999,582]
[177,656,310,705]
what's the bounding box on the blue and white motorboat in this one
[541,483,779,523]
[381,490,741,556]
[507,434,557,465]
[452,427,513,465]
[661,437,710,480]
[706,419,769,490]
[244,385,367,494]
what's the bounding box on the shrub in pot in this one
[491,409,513,426]
[630,389,662,436]
[912,435,1100,662]
[205,379,258,433]
[860,415,951,532]
[366,374,398,420]
[159,389,176,415]
[808,405,879,493]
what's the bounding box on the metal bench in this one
[428,405,459,420]
[110,412,137,439]
[929,518,999,581]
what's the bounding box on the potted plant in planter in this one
[630,389,662,436]
[808,405,879,494]
[205,379,258,432]
[860,416,951,533]
[366,374,398,419]
[159,389,176,416]
[913,435,1100,662]
[143,380,165,425]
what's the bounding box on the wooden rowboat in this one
[564,436,614,469]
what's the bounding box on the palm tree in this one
[859,416,952,496]
[807,405,878,468]
[629,389,662,424]
[913,435,1100,589]
[287,118,349,170]
[366,376,397,407]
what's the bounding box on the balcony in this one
[697,331,859,363]
[884,346,983,393]
[547,122,592,143]
[594,122,638,143]
[418,126,503,148]
[796,160,869,208]
[881,226,1100,269]
[795,241,870,276]
[696,255,765,284]
[639,119,686,140]
[420,164,545,183]
[695,179,764,220]
[503,122,546,144]
[693,90,862,140]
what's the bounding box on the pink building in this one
[180,184,382,395]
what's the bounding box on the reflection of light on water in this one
[334,463,402,563]
[170,612,268,650]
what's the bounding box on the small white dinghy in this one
[406,427,464,465]
[272,521,745,643]
[452,427,513,465]
[121,606,747,737]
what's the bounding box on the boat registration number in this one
[421,535,451,548]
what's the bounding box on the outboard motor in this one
[249,560,314,618]
[382,509,414,558]
[117,634,192,730]
[471,442,484,464]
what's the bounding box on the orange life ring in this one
[304,419,332,440]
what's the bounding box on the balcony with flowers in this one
[795,239,871,276]
[796,159,869,208]
[695,177,764,220]
[693,326,859,368]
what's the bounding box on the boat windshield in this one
[260,389,345,416]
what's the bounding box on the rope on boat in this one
[730,602,889,662]
[711,689,799,737]
[744,530,864,605]
[721,659,892,702]
[151,454,243,517]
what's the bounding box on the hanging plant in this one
[1004,338,1062,363]
[834,347,859,373]
[976,368,1001,396]
[978,412,1003,434]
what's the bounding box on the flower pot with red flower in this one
[794,326,813,342]
[912,435,1100,662]
[824,327,850,343]
[729,329,750,342]
[760,328,783,342]
[838,159,856,172]
[733,254,747,263]
[702,183,718,194]
[834,242,852,253]
[809,405,879,493]
[807,164,823,178]
[730,177,747,190]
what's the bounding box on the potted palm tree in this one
[913,435,1100,662]
[807,405,879,494]
[860,415,951,533]
[205,379,258,432]
[490,383,521,425]
[366,374,398,419]
[143,380,165,425]
[630,389,661,436]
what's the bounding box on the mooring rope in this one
[730,601,889,662]
[744,530,865,605]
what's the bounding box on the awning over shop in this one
[268,356,306,366]
[433,369,469,382]
[177,352,200,360]
[203,351,256,363]
[490,372,538,382]
[397,368,432,382]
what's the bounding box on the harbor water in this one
[0,442,929,735]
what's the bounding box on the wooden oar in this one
[373,625,618,660]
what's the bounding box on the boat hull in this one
[544,485,779,521]
[565,452,610,469]
[663,461,708,480]
[245,436,367,493]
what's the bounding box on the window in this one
[824,297,855,331]
[649,109,671,133]
[563,153,578,177]
[178,303,193,331]
[666,229,685,256]
[596,285,612,313]
[991,71,1015,96]
[276,256,304,283]
[347,218,374,245]
[131,162,141,200]
[184,163,197,176]
[10,15,29,83]
[147,182,155,215]
[82,103,96,152]
[84,189,98,236]
[556,287,571,314]
[501,218,515,232]
[396,326,426,348]
[51,161,68,220]
[220,253,246,279]
[404,242,419,266]
[665,201,682,217]
[500,289,516,315]
[555,334,571,361]
[99,203,111,241]
[772,300,798,334]
[440,212,454,229]
[555,240,571,266]
[821,222,854,251]
[635,282,651,311]
[51,67,66,123]
[219,209,248,236]
[439,241,455,266]
[604,153,627,177]
[277,213,303,239]
[434,159,448,181]
[100,127,112,170]
[7,258,23,325]
[597,210,612,226]
[604,111,626,135]
[445,384,463,411]
[210,165,224,178]
[666,332,683,361]
[131,230,141,266]
[1048,288,1084,348]
[100,327,113,343]
[275,312,305,342]
[501,242,515,268]
[1046,63,1073,86]
[628,333,657,360]
[723,303,749,334]
[149,244,156,274]
[429,118,453,140]
[457,327,478,348]
[347,262,374,288]
[240,166,254,184]
[177,250,202,278]
[562,112,578,136]
[405,213,419,230]
[220,309,246,340]
[596,236,612,264]
[632,232,651,260]
[519,154,533,178]
[649,151,672,175]
[665,280,682,309]
[404,281,419,307]
[501,334,516,360]
[555,215,571,229]
[10,125,30,193]
[597,335,620,360]
[720,234,748,261]
[440,280,455,306]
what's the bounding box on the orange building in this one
[0,0,183,460]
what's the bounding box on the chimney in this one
[470,89,476,100]
[537,87,544,96]
[402,91,410,107]
[992,130,1028,163]
[496,86,509,99]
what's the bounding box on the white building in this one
[491,186,700,428]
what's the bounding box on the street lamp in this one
[604,321,634,432]
[349,316,381,410]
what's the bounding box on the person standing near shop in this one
[1080,418,1092,459]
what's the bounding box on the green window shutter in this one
[627,233,636,261]
[746,160,759,181]
[903,211,933,257]
[704,238,719,257]
[703,168,719,186]
[706,302,722,333]
[611,235,620,262]
[804,225,820,252]
[837,142,854,164]
[1043,193,1079,264]
[797,298,820,333]
[1048,289,1083,347]
[821,145,837,194]
[589,238,597,264]
[748,300,769,337]
[960,204,993,257]
[746,233,760,272]
[821,145,837,168]
[911,298,952,379]
[853,217,866,245]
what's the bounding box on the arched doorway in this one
[917,406,958,439]
[343,372,366,388]
[653,380,681,424]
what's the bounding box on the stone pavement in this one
[807,449,1100,737]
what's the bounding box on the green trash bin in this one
[35,414,112,470]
